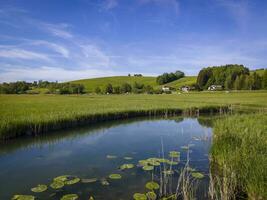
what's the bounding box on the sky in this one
[0,0,267,82]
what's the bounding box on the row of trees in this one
[197,65,267,90]
[0,81,85,94]
[95,82,163,94]
[156,70,184,85]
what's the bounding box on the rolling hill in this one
[70,76,197,92]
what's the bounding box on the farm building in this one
[208,85,223,91]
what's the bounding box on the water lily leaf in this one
[101,178,109,185]
[191,172,204,179]
[133,193,147,200]
[50,180,64,189]
[54,175,69,182]
[81,178,97,183]
[120,163,134,170]
[166,160,179,165]
[163,170,174,175]
[181,146,189,150]
[12,195,35,200]
[60,194,78,200]
[109,174,122,179]
[139,160,149,166]
[145,181,159,190]
[169,151,180,158]
[89,197,94,200]
[31,184,47,193]
[146,191,157,200]
[124,156,133,160]
[106,155,117,159]
[142,165,154,171]
[186,167,196,172]
[65,177,80,185]
[157,158,169,163]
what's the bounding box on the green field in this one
[70,76,158,92]
[0,91,267,139]
[70,76,197,92]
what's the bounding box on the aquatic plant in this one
[146,191,156,200]
[81,178,97,183]
[50,180,64,189]
[12,195,35,200]
[169,151,180,158]
[142,165,154,171]
[133,193,147,200]
[145,181,159,190]
[124,156,133,160]
[109,174,122,179]
[60,194,78,200]
[30,184,47,193]
[106,155,117,159]
[191,172,204,179]
[119,163,134,170]
[100,178,109,185]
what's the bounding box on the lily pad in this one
[31,184,47,193]
[139,160,149,166]
[163,170,174,175]
[146,191,157,200]
[106,155,117,159]
[191,172,204,179]
[120,163,134,170]
[181,146,189,150]
[133,193,147,200]
[65,177,80,185]
[142,165,154,171]
[167,160,179,165]
[169,151,180,158]
[124,156,133,160]
[81,178,97,183]
[145,181,159,190]
[54,175,69,182]
[12,195,35,200]
[60,194,78,200]
[50,180,64,189]
[109,174,122,179]
[89,197,94,200]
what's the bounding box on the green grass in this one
[165,76,197,88]
[70,76,157,92]
[0,91,266,139]
[211,114,267,199]
[250,68,266,76]
[70,76,197,92]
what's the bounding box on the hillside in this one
[250,68,266,76]
[71,76,157,92]
[70,76,197,92]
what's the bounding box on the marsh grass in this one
[210,114,267,199]
[1,92,266,139]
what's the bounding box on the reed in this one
[210,114,267,199]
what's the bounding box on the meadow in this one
[0,91,266,139]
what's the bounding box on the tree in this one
[121,83,132,93]
[133,82,144,93]
[156,70,185,85]
[105,83,113,94]
[144,85,153,94]
[175,70,185,79]
[234,76,242,90]
[95,87,101,94]
[262,69,267,89]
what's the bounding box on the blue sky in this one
[0,0,267,82]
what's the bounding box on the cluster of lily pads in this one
[12,147,205,200]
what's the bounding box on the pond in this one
[0,116,215,200]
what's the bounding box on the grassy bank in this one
[211,114,267,199]
[0,91,267,139]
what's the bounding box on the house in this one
[208,85,223,91]
[181,86,190,92]
[162,86,170,92]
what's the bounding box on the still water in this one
[0,117,214,200]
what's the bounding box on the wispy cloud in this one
[138,0,179,15]
[0,48,51,61]
[103,0,119,10]
[41,23,73,39]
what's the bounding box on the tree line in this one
[95,82,164,94]
[0,81,85,94]
[196,65,267,90]
[156,70,185,85]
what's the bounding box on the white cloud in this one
[0,66,120,82]
[41,23,73,39]
[0,48,51,61]
[138,0,179,15]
